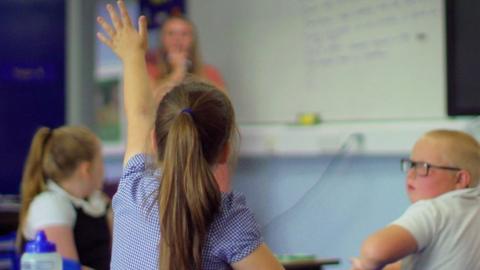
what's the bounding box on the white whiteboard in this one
[190,0,445,123]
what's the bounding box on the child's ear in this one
[455,170,471,189]
[77,161,93,179]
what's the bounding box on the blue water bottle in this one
[21,230,62,270]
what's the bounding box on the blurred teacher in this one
[146,15,226,96]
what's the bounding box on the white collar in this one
[46,180,108,217]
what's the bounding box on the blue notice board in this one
[0,0,65,194]
[140,0,186,29]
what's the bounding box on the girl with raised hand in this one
[96,1,284,269]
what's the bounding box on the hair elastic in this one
[181,108,193,115]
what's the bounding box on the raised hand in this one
[96,0,155,165]
[96,0,148,61]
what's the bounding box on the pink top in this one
[202,65,225,88]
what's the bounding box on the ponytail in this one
[16,127,52,251]
[159,112,221,270]
[154,81,235,270]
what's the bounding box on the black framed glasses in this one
[400,158,461,177]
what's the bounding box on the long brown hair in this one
[154,81,235,270]
[16,126,99,251]
[156,16,204,76]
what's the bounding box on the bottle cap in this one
[24,230,57,253]
[63,258,82,270]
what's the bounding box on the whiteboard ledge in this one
[238,118,473,156]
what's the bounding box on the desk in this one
[282,258,340,270]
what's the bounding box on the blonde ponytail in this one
[16,127,52,250]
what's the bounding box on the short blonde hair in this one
[423,129,480,187]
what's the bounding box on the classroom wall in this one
[232,154,409,269]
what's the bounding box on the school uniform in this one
[392,188,480,270]
[110,154,263,270]
[24,181,111,270]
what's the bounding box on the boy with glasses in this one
[351,129,480,270]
